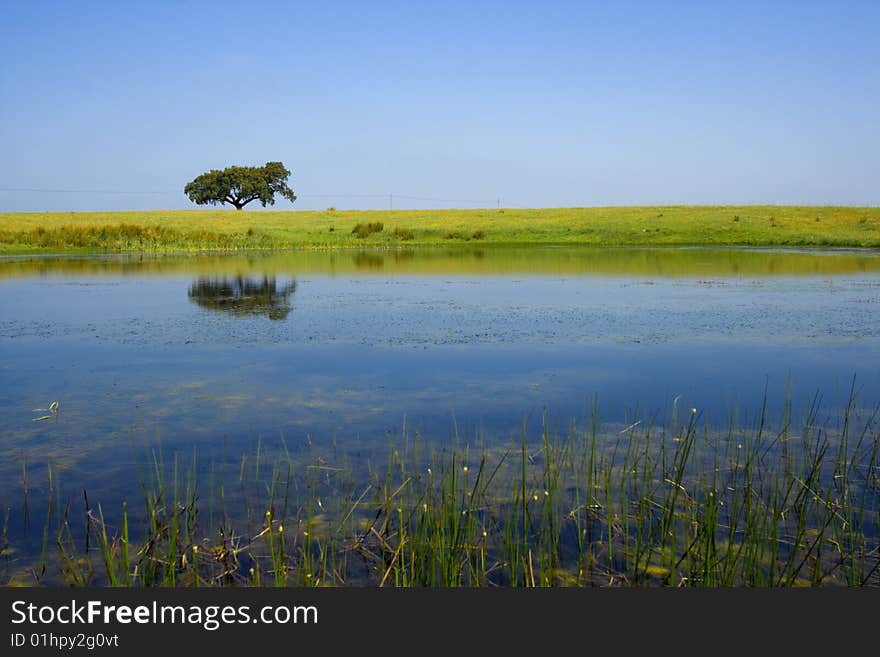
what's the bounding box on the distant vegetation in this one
[184,161,297,210]
[0,222,276,252]
[391,227,415,240]
[1,206,879,254]
[351,221,384,238]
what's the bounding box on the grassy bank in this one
[1,206,879,253]
[5,401,878,587]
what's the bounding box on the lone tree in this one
[184,161,297,210]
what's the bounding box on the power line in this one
[0,187,174,194]
[393,194,498,204]
[0,188,504,206]
[296,193,388,198]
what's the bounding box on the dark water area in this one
[1,247,879,569]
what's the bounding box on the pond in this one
[1,246,880,580]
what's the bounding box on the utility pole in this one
[389,193,393,211]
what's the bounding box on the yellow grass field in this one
[1,205,878,253]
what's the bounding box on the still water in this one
[1,247,879,543]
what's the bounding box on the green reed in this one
[6,391,880,588]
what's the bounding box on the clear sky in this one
[1,0,878,211]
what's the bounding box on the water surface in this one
[2,246,879,558]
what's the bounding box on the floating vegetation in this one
[31,400,60,422]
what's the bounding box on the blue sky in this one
[1,0,878,211]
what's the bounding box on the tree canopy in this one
[184,161,297,210]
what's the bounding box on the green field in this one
[1,205,879,253]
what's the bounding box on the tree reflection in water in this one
[188,275,297,320]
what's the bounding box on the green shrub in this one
[351,222,384,238]
[0,223,276,251]
[443,230,485,240]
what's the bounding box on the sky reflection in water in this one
[1,247,879,508]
